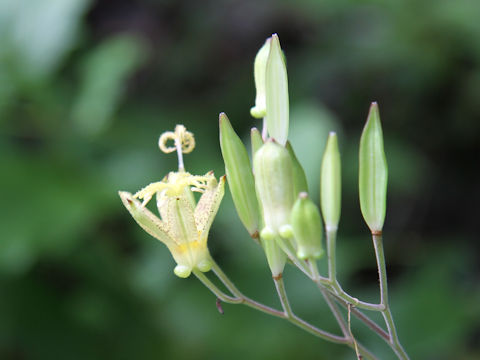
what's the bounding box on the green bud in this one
[262,235,287,277]
[320,132,341,231]
[265,34,289,146]
[291,192,324,260]
[251,127,264,156]
[359,102,388,233]
[250,38,271,119]
[219,112,260,237]
[260,227,287,277]
[253,140,295,232]
[286,141,308,196]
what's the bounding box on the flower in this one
[119,125,225,278]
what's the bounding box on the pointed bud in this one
[262,234,287,277]
[359,102,388,233]
[250,38,271,119]
[260,225,287,277]
[320,132,341,231]
[253,140,295,232]
[251,127,264,157]
[286,141,308,196]
[265,34,289,145]
[291,192,324,260]
[219,113,260,237]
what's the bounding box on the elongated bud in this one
[359,102,388,233]
[253,140,295,232]
[219,113,260,237]
[254,140,294,276]
[291,192,324,260]
[286,141,308,196]
[265,34,289,145]
[320,132,341,231]
[251,127,264,156]
[260,230,287,277]
[250,38,271,119]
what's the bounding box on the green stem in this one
[276,236,312,278]
[325,229,385,311]
[210,258,243,295]
[273,277,347,343]
[209,261,344,342]
[320,289,349,338]
[201,262,348,344]
[193,269,284,317]
[193,270,242,304]
[310,236,408,358]
[326,228,337,282]
[335,298,390,342]
[275,277,378,360]
[372,234,409,360]
[323,293,380,360]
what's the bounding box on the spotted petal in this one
[194,175,226,238]
[166,194,198,245]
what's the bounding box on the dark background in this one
[0,0,479,359]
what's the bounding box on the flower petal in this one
[118,191,176,247]
[194,175,226,238]
[167,194,198,245]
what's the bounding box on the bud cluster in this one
[220,34,389,277]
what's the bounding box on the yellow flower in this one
[119,125,225,278]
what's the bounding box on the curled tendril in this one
[159,125,195,154]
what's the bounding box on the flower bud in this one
[286,141,308,196]
[251,127,264,156]
[254,140,294,277]
[250,38,271,119]
[265,34,289,146]
[359,102,388,233]
[291,192,324,260]
[320,132,341,231]
[253,140,295,232]
[262,234,287,277]
[219,113,260,237]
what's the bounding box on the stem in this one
[262,117,268,140]
[211,258,243,296]
[372,234,410,360]
[273,277,347,343]
[199,260,380,359]
[274,276,293,315]
[312,234,409,357]
[320,289,349,338]
[193,269,242,304]
[331,283,385,311]
[276,276,378,360]
[338,299,390,342]
[326,228,337,282]
[372,234,388,307]
[193,269,284,317]
[207,261,345,342]
[313,277,390,342]
[276,236,312,278]
[325,229,384,311]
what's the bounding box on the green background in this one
[1,0,479,359]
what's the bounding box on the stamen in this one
[133,172,215,206]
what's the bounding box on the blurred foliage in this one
[0,0,479,359]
